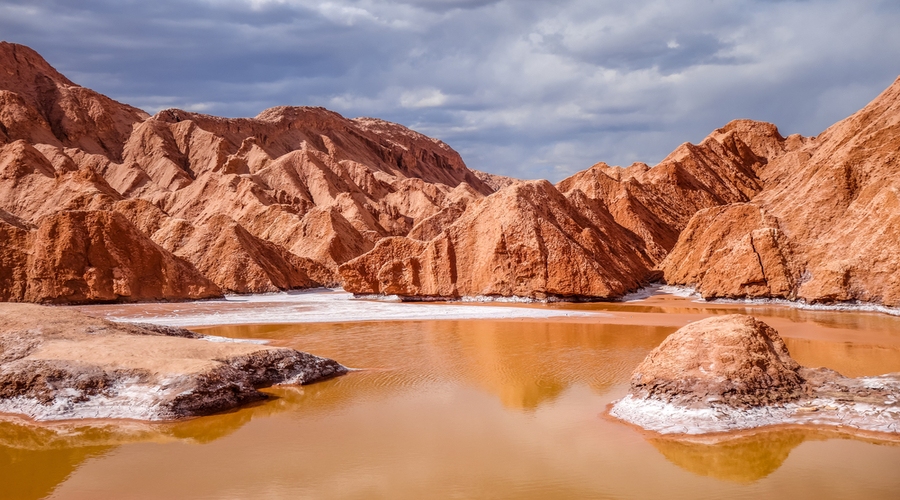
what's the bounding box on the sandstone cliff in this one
[662,77,900,306]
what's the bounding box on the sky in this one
[1,0,899,182]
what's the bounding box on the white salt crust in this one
[80,289,611,327]
[637,283,900,316]
[610,382,900,435]
[0,376,188,421]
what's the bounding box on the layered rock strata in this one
[610,315,900,435]
[0,303,347,421]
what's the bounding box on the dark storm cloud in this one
[0,0,899,181]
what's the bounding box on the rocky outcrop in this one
[558,119,786,264]
[103,106,494,290]
[351,83,900,304]
[626,315,805,408]
[663,77,900,307]
[0,42,149,161]
[660,204,797,299]
[0,303,347,421]
[152,214,336,293]
[0,140,121,223]
[339,180,654,299]
[0,210,220,304]
[471,169,518,191]
[611,315,900,435]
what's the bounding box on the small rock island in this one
[0,303,347,421]
[611,314,900,435]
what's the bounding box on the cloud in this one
[400,88,448,108]
[0,0,899,181]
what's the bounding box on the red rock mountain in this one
[341,180,654,299]
[341,119,794,299]
[0,42,494,303]
[341,80,900,304]
[662,76,900,306]
[2,41,899,306]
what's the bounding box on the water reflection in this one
[0,386,312,500]
[0,441,110,500]
[4,305,900,498]
[558,295,900,344]
[649,429,813,483]
[197,320,674,411]
[782,338,900,378]
[648,427,900,484]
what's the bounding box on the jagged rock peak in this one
[0,42,149,161]
[0,41,76,88]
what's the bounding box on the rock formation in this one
[0,303,347,421]
[662,77,900,306]
[610,315,900,435]
[0,43,149,161]
[340,120,789,299]
[0,42,497,302]
[0,209,220,304]
[344,77,900,304]
[558,119,782,263]
[2,41,900,307]
[340,179,654,299]
[626,315,805,408]
[659,204,797,300]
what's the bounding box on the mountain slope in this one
[0,43,499,301]
[2,42,899,306]
[662,76,900,306]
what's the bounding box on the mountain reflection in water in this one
[5,297,900,499]
[202,320,672,410]
[648,428,900,484]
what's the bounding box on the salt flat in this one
[74,289,611,327]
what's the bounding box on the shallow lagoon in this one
[4,291,900,499]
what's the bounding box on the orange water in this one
[4,297,900,499]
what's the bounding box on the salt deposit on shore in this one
[75,289,612,327]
